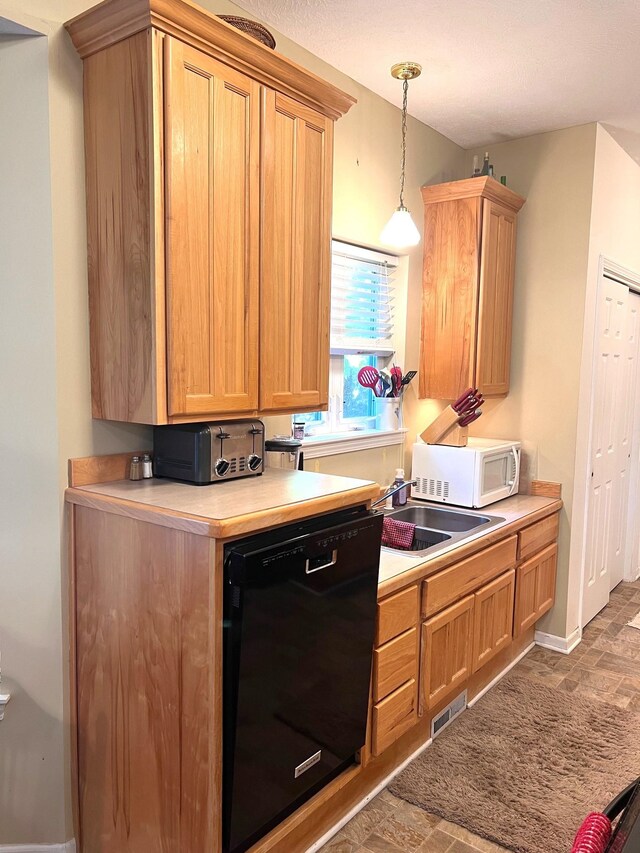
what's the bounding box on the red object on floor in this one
[382,516,416,550]
[570,812,612,853]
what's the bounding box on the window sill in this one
[301,428,408,459]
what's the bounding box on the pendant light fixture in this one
[380,61,422,249]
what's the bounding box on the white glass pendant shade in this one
[380,206,420,248]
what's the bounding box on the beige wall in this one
[0,0,463,843]
[458,126,598,637]
[0,30,68,845]
[568,125,640,635]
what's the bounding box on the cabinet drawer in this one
[377,585,419,645]
[517,513,559,561]
[514,543,558,635]
[421,536,517,619]
[372,628,417,703]
[371,679,417,756]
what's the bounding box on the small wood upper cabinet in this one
[66,0,354,424]
[419,177,525,400]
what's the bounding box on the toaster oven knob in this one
[247,453,262,472]
[214,458,230,477]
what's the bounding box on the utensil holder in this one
[375,397,401,431]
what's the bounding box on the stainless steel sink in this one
[386,505,493,532]
[382,500,505,557]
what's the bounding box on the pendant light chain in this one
[380,61,421,248]
[399,77,408,209]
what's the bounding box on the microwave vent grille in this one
[419,477,450,500]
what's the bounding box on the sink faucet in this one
[372,480,418,508]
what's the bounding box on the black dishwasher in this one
[223,506,383,853]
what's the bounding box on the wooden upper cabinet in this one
[475,200,517,395]
[419,177,525,401]
[260,91,333,411]
[165,38,260,417]
[66,0,355,424]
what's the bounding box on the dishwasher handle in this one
[305,549,338,574]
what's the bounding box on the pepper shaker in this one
[129,455,143,481]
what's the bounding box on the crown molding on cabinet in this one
[65,0,356,121]
[421,176,526,212]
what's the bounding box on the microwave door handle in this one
[509,447,520,491]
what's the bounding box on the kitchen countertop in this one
[66,471,561,594]
[377,493,562,597]
[65,468,380,539]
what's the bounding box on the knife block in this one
[435,426,468,446]
[420,406,469,446]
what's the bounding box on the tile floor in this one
[319,580,640,853]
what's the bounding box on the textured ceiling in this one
[234,0,640,160]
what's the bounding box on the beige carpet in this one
[389,673,640,853]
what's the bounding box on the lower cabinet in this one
[420,595,474,712]
[372,515,559,757]
[514,542,558,635]
[471,569,515,673]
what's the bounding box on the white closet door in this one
[583,278,630,625]
[625,292,640,582]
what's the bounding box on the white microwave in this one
[411,438,521,508]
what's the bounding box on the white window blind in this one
[330,240,398,356]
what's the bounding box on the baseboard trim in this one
[0,842,76,852]
[535,627,581,654]
[306,737,433,853]
[467,641,535,708]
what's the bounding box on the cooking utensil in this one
[399,370,417,391]
[379,368,392,397]
[357,366,382,397]
[390,366,403,397]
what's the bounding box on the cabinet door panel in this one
[476,199,517,396]
[261,90,333,411]
[165,37,260,416]
[536,543,558,617]
[419,198,481,400]
[514,543,558,636]
[471,569,515,673]
[421,595,473,712]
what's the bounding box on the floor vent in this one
[430,690,467,739]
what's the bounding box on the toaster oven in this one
[153,420,265,484]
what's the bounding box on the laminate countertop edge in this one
[64,481,381,539]
[377,497,562,599]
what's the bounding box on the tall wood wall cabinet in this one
[66,0,355,424]
[419,177,526,401]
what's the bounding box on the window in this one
[296,241,401,439]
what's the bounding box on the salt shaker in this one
[142,453,153,479]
